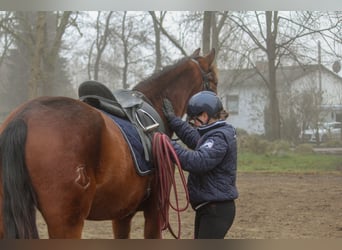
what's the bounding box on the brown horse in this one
[0,48,218,239]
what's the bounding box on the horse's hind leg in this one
[45,216,84,238]
[39,190,93,238]
[112,214,135,239]
[42,171,98,239]
[33,167,96,239]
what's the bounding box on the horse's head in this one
[189,48,218,94]
[168,48,218,118]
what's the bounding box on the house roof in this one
[219,64,342,92]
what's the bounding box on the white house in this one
[218,64,342,135]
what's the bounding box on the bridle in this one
[190,58,216,91]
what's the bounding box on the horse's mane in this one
[133,56,191,91]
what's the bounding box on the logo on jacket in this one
[201,139,214,149]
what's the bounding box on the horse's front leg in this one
[112,214,134,239]
[143,194,162,239]
[0,208,3,238]
[143,210,162,238]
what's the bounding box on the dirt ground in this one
[36,172,342,239]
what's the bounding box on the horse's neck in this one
[136,66,197,117]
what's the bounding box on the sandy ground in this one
[36,171,342,239]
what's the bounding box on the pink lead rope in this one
[152,132,190,239]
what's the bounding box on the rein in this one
[152,132,189,239]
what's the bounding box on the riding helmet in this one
[186,91,223,118]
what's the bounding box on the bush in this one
[323,140,342,147]
[236,128,249,137]
[238,134,270,154]
[236,129,249,153]
[267,140,291,156]
[295,144,314,154]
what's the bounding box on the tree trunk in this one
[211,13,218,54]
[149,11,163,72]
[123,43,129,89]
[265,11,281,140]
[121,12,129,89]
[28,12,46,99]
[43,11,72,95]
[202,11,212,54]
[94,11,113,80]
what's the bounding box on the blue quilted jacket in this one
[169,117,238,209]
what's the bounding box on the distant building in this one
[219,64,342,135]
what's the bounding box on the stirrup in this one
[135,109,160,132]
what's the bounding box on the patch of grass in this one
[238,152,342,173]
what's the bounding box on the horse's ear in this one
[205,48,216,65]
[191,48,201,57]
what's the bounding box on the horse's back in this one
[1,96,101,129]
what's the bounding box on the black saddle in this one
[78,80,165,162]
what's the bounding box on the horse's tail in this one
[0,118,39,238]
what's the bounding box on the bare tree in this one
[149,11,166,72]
[28,12,46,98]
[228,11,341,140]
[202,11,212,54]
[0,12,15,100]
[0,12,14,68]
[294,87,324,143]
[148,12,187,57]
[202,11,229,54]
[0,11,74,99]
[109,12,155,89]
[88,11,113,80]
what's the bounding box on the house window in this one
[227,95,239,114]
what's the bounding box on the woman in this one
[162,90,238,239]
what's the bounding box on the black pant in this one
[194,200,236,239]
